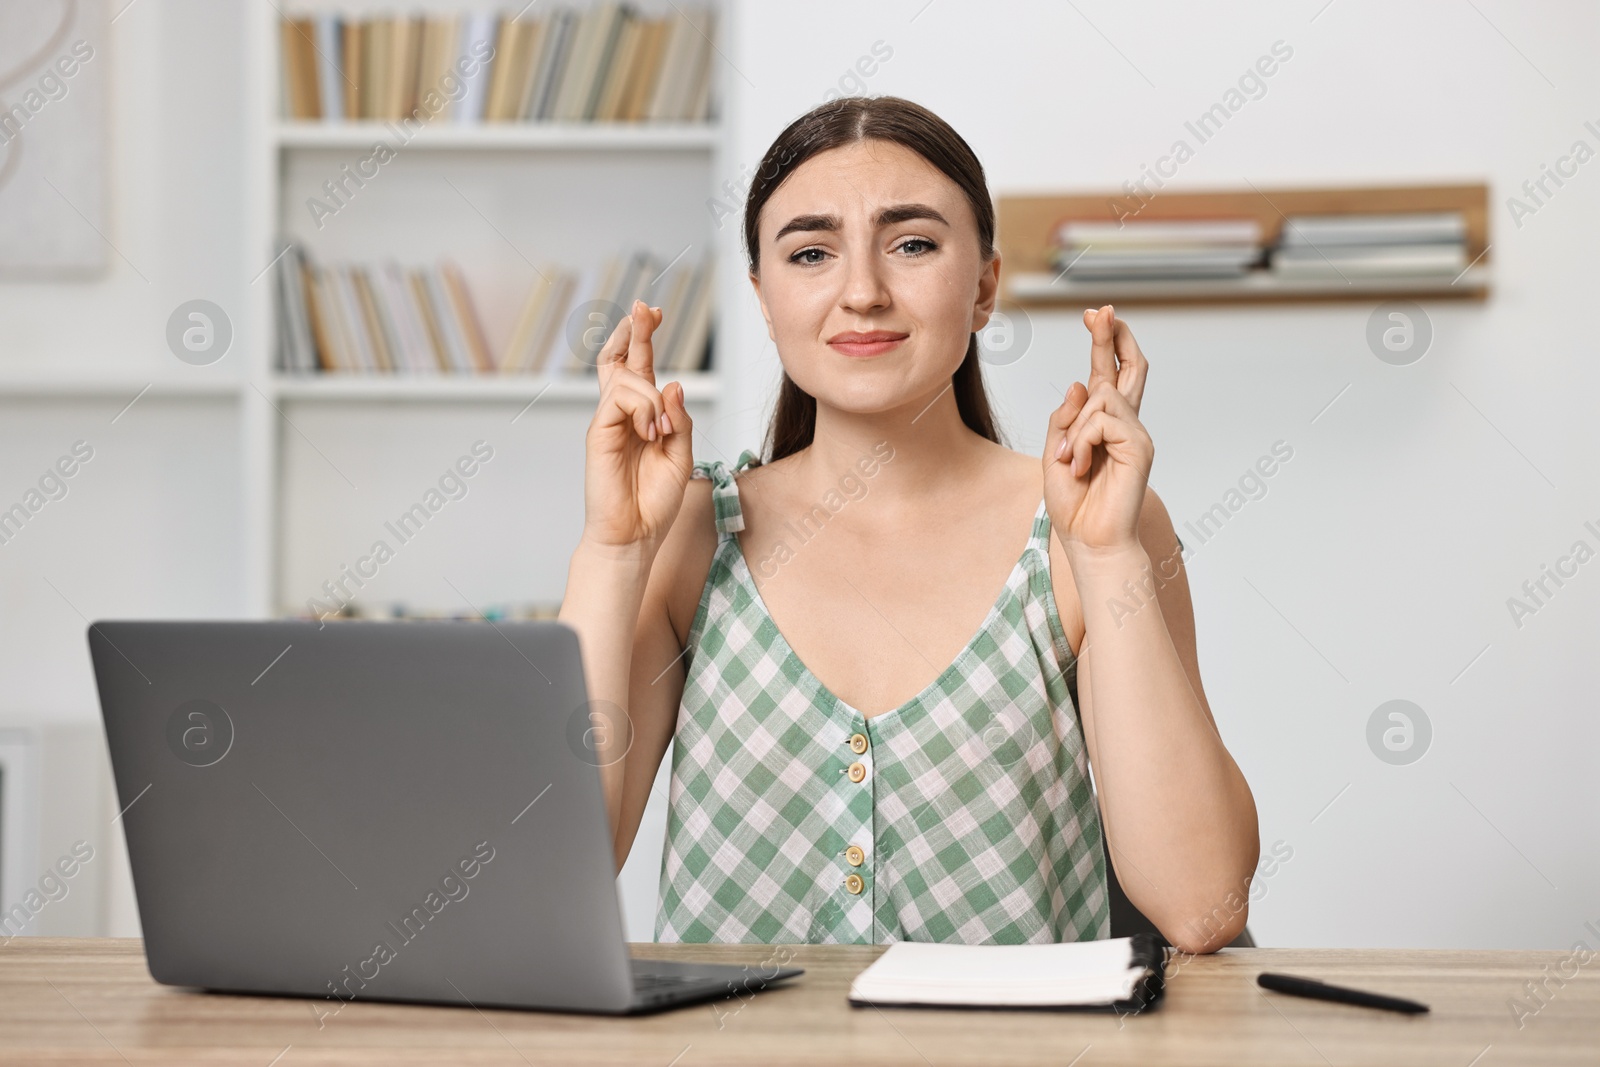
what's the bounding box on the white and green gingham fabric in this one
[655,450,1110,945]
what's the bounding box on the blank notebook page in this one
[849,937,1147,1007]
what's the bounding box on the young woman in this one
[559,97,1258,953]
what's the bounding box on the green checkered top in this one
[655,450,1110,944]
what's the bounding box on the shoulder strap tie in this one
[690,449,760,537]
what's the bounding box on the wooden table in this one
[1,939,1595,1065]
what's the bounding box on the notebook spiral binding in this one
[1108,931,1170,1015]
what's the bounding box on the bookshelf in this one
[998,183,1491,306]
[0,371,243,399]
[243,0,729,618]
[269,371,720,403]
[272,121,719,150]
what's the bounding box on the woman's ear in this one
[970,252,1002,332]
[749,270,777,342]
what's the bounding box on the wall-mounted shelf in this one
[272,122,719,151]
[997,183,1490,307]
[0,370,243,398]
[1006,265,1489,306]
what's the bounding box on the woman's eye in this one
[789,247,828,265]
[897,238,937,256]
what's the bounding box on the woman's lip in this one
[828,335,907,357]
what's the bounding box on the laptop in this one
[88,619,802,1015]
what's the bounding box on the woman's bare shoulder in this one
[989,440,1046,502]
[653,453,785,626]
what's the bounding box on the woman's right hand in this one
[582,299,695,551]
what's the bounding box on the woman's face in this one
[750,139,999,417]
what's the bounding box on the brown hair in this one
[743,96,1002,464]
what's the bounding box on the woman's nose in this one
[839,251,891,314]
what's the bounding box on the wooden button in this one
[844,845,865,867]
[844,874,864,895]
[847,762,866,783]
[849,733,868,754]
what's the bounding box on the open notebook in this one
[848,934,1168,1012]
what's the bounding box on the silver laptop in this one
[88,619,801,1015]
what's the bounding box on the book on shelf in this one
[275,246,318,374]
[406,269,450,371]
[1055,218,1263,248]
[280,17,319,120]
[549,3,623,122]
[312,15,344,120]
[419,269,475,371]
[1278,211,1466,247]
[617,17,668,121]
[342,19,363,118]
[390,18,423,120]
[540,249,714,375]
[455,12,499,122]
[593,12,642,121]
[376,263,436,374]
[501,271,569,373]
[526,9,573,120]
[278,7,716,125]
[441,262,496,371]
[483,17,537,121]
[647,6,715,122]
[277,245,713,377]
[349,269,393,371]
[361,19,385,122]
[1050,217,1263,279]
[415,17,460,123]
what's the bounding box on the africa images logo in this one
[315,841,497,1028]
[165,699,234,767]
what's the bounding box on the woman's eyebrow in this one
[773,203,951,241]
[875,203,949,228]
[774,213,839,240]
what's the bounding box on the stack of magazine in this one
[1049,219,1264,279]
[1269,211,1468,278]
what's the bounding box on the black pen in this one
[1258,972,1430,1015]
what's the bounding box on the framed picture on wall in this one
[0,0,109,279]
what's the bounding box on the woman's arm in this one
[556,300,696,868]
[1045,306,1259,955]
[572,481,716,870]
[1069,489,1259,954]
[558,534,666,868]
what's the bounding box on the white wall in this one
[0,0,247,936]
[4,0,1596,950]
[711,0,1600,949]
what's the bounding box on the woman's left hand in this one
[1043,305,1154,556]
